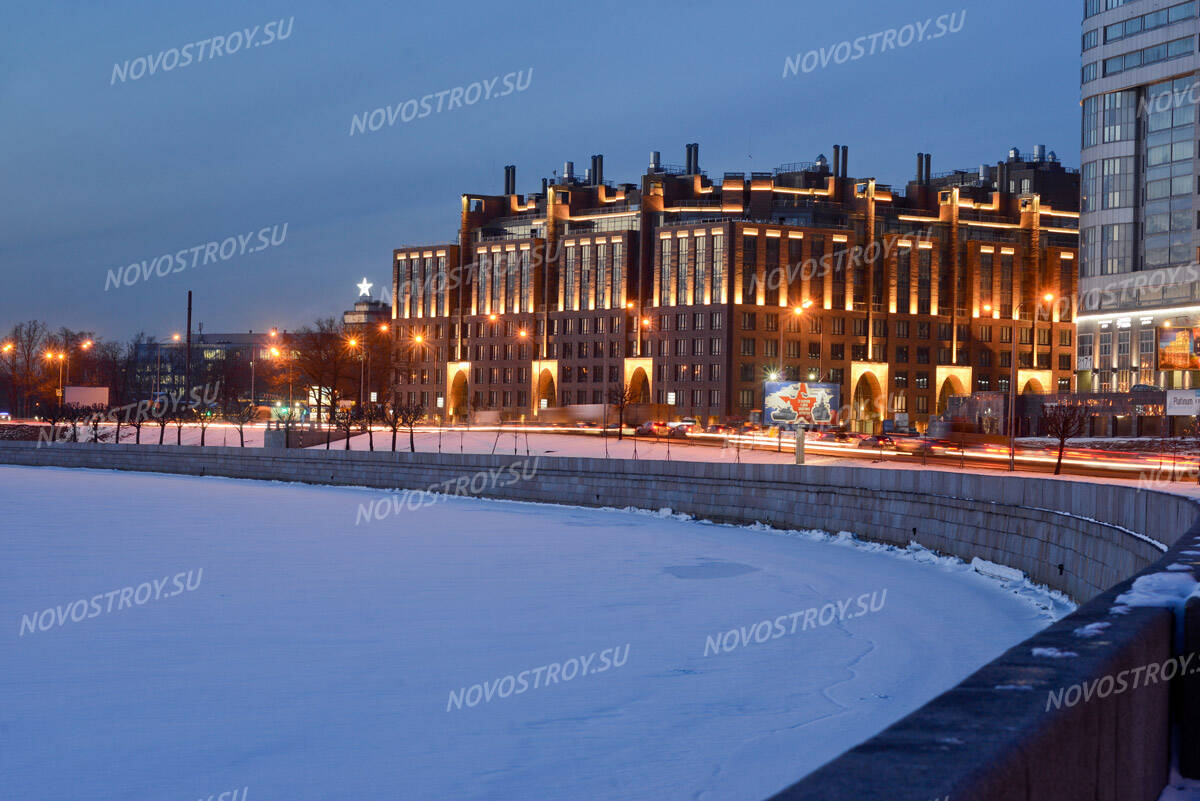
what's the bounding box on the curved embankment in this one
[2,441,1198,801]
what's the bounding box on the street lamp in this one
[45,352,65,401]
[777,301,813,382]
[346,337,365,410]
[1006,292,1055,471]
[771,302,812,451]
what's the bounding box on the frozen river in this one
[0,465,1071,800]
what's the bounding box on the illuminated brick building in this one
[391,145,1079,430]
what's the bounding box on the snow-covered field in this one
[0,464,1071,801]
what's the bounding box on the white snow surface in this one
[0,466,1075,800]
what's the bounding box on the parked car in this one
[668,426,691,439]
[635,421,671,437]
[817,430,853,442]
[0,411,10,421]
[667,417,699,429]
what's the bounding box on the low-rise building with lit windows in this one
[390,145,1079,430]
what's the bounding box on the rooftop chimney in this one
[923,153,931,184]
[840,145,849,178]
[691,143,700,174]
[831,145,840,180]
[564,161,574,182]
[595,154,604,185]
[916,153,925,183]
[649,151,660,171]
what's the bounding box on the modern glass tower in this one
[1079,0,1200,392]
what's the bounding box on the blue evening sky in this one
[0,0,1079,339]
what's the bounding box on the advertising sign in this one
[1167,389,1200,416]
[1157,327,1200,370]
[763,382,840,427]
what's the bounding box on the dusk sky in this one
[1,0,1079,340]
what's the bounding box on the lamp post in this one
[1,342,16,417]
[1000,292,1054,471]
[770,302,812,451]
[45,352,64,401]
[378,323,392,409]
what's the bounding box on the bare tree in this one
[171,403,187,445]
[87,405,105,444]
[606,381,637,441]
[66,404,84,442]
[382,403,403,452]
[360,404,381,452]
[335,407,355,450]
[126,404,145,444]
[1042,403,1089,475]
[194,404,216,447]
[41,402,67,443]
[3,321,51,417]
[276,405,301,449]
[397,403,424,453]
[229,403,256,447]
[153,398,170,445]
[292,318,353,427]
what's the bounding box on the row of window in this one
[657,232,728,306]
[396,255,448,319]
[559,242,628,312]
[1085,0,1138,22]
[1078,329,1158,359]
[1084,1,1196,50]
[1103,36,1194,78]
[734,314,1071,343]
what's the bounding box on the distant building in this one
[343,278,391,328]
[1079,0,1200,392]
[391,143,1078,429]
[133,329,290,405]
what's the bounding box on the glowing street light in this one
[1007,290,1056,471]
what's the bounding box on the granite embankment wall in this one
[2,441,1197,801]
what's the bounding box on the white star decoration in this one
[357,278,373,297]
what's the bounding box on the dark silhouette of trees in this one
[1042,403,1089,475]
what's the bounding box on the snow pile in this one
[972,557,1025,583]
[1031,647,1078,659]
[1073,622,1111,638]
[1113,571,1200,615]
